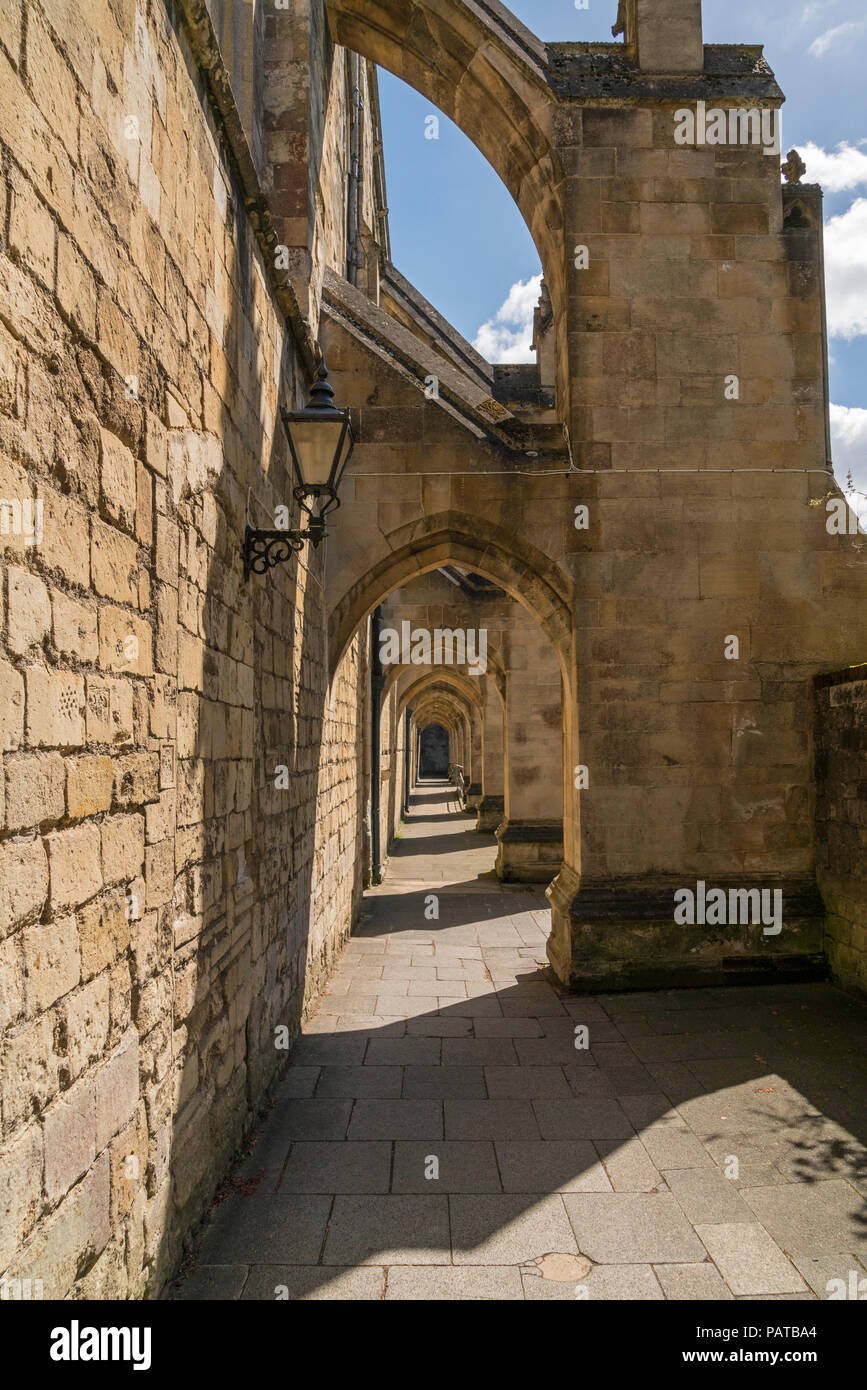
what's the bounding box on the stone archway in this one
[327,511,575,685]
[331,514,576,891]
[388,666,485,714]
[394,670,486,810]
[323,0,566,380]
[412,693,470,770]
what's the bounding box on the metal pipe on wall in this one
[347,51,363,286]
[371,605,384,882]
[403,705,412,815]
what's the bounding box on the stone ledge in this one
[814,662,867,690]
[496,821,564,844]
[476,796,504,833]
[546,44,783,102]
[495,821,564,884]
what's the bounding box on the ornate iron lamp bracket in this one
[243,526,305,581]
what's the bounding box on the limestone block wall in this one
[0,0,370,1298]
[815,667,867,997]
[560,100,866,887]
[374,669,398,881]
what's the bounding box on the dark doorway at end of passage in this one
[418,723,449,777]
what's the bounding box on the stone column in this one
[545,31,832,991]
[466,707,483,810]
[477,677,505,833]
[496,636,564,883]
[616,0,704,73]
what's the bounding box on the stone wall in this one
[815,666,867,997]
[0,0,372,1298]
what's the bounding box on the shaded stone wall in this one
[0,0,373,1298]
[815,667,867,997]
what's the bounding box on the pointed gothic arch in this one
[322,0,567,389]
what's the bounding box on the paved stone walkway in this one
[175,782,867,1300]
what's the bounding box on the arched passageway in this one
[339,529,574,900]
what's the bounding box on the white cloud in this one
[472,274,542,363]
[824,197,867,339]
[830,403,867,526]
[809,20,867,56]
[798,1,837,23]
[795,140,867,191]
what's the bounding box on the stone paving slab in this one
[450,1194,580,1265]
[484,1065,573,1098]
[347,1100,444,1141]
[742,1180,867,1259]
[639,1122,717,1170]
[197,1195,332,1266]
[792,1254,867,1298]
[241,1267,385,1300]
[444,1098,542,1140]
[279,1142,392,1194]
[663,1167,755,1224]
[391,1141,501,1193]
[652,1263,735,1300]
[406,1015,473,1037]
[315,1065,403,1098]
[564,1193,708,1265]
[173,784,867,1302]
[385,1266,524,1299]
[522,1264,665,1300]
[323,1195,451,1266]
[695,1222,810,1296]
[495,1141,612,1194]
[595,1137,662,1193]
[402,1064,487,1098]
[279,1099,353,1140]
[442,1037,520,1064]
[176,1264,249,1300]
[533,1097,635,1141]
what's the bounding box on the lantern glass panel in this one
[290,418,346,488]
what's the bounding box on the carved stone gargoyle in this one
[612,0,628,37]
[781,148,807,185]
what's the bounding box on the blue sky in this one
[377,0,867,503]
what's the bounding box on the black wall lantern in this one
[243,359,355,579]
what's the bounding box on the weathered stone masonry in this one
[0,0,396,1297]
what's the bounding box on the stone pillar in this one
[618,0,704,73]
[496,639,563,883]
[545,44,832,991]
[477,678,505,833]
[466,708,483,810]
